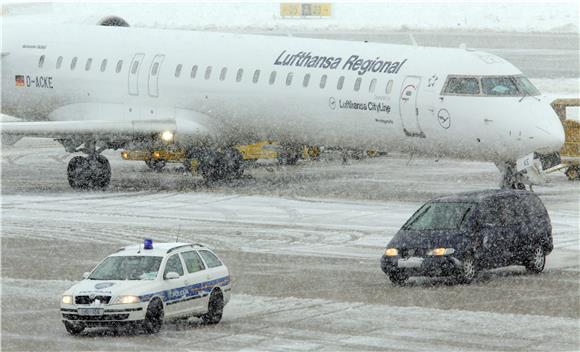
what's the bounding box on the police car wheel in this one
[525,246,546,274]
[63,321,85,335]
[201,290,224,325]
[143,299,164,334]
[388,270,408,285]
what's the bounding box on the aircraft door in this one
[148,55,165,97]
[399,76,425,138]
[128,53,145,96]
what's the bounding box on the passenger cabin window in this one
[191,65,198,79]
[369,79,377,93]
[151,62,159,75]
[220,67,227,81]
[181,251,205,273]
[354,77,362,92]
[100,59,107,72]
[116,60,123,73]
[269,71,277,85]
[56,56,63,69]
[236,68,243,82]
[386,80,393,94]
[320,74,327,89]
[131,61,139,74]
[303,73,311,87]
[85,58,92,71]
[443,77,480,95]
[337,76,345,90]
[175,64,182,78]
[253,69,260,83]
[199,250,223,268]
[286,72,293,86]
[70,57,78,70]
[205,66,212,80]
[38,55,45,68]
[164,254,184,277]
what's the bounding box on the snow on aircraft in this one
[1,16,565,190]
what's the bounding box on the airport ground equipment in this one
[551,99,580,180]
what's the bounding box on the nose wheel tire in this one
[525,246,546,274]
[142,299,164,334]
[201,290,224,325]
[63,321,85,335]
[456,256,477,284]
[67,155,111,190]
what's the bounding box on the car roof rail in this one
[166,243,206,254]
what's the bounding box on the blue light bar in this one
[144,239,153,250]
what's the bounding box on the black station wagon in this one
[380,190,553,284]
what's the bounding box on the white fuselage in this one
[1,24,565,163]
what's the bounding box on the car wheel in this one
[201,290,224,325]
[525,246,546,274]
[142,299,164,334]
[63,321,85,335]
[456,256,477,284]
[388,270,409,285]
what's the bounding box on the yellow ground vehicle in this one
[551,98,580,180]
[120,141,321,173]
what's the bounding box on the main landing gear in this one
[187,148,245,182]
[67,155,111,190]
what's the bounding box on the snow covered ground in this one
[2,136,579,351]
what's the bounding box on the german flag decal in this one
[15,75,25,87]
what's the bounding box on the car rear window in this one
[199,250,223,268]
[404,202,475,231]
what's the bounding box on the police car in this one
[60,240,231,335]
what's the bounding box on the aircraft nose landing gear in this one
[67,155,111,190]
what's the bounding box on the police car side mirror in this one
[82,272,90,279]
[164,272,179,280]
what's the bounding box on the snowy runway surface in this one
[2,138,579,351]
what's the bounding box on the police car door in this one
[198,250,228,302]
[180,250,208,314]
[162,253,189,317]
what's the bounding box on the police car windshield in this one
[89,256,163,280]
[403,202,475,231]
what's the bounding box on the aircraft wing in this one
[1,109,216,146]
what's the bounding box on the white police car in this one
[60,240,231,335]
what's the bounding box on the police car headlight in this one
[427,248,455,256]
[112,295,141,304]
[62,295,73,304]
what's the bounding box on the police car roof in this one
[431,189,533,203]
[112,242,205,256]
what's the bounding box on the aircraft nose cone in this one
[535,107,565,154]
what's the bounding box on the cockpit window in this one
[514,76,540,96]
[442,75,540,97]
[481,77,520,96]
[443,77,480,95]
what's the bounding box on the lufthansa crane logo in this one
[437,109,451,129]
[329,97,337,110]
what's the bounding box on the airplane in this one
[1,16,565,190]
